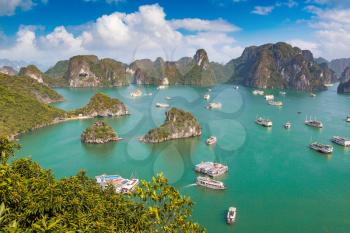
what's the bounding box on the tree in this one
[0,136,20,164]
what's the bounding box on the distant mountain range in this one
[1,42,348,91]
[315,57,350,77]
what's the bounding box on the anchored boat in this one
[156,103,170,108]
[196,176,226,190]
[331,136,350,147]
[346,115,350,122]
[256,117,273,127]
[130,89,142,97]
[233,85,239,90]
[268,100,283,106]
[279,91,286,95]
[157,85,167,90]
[206,136,217,145]
[264,95,274,101]
[305,118,323,128]
[284,122,292,129]
[206,102,222,109]
[226,207,237,224]
[195,161,228,177]
[252,90,264,95]
[309,142,333,154]
[310,93,316,97]
[95,174,139,194]
[204,94,210,100]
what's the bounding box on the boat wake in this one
[183,183,197,188]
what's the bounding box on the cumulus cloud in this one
[251,6,274,15]
[287,39,320,56]
[0,0,34,16]
[0,4,243,68]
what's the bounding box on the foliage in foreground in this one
[0,137,204,232]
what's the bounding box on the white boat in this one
[264,95,274,101]
[95,174,139,194]
[309,142,333,154]
[268,100,283,106]
[252,90,264,95]
[195,161,228,177]
[130,89,142,97]
[233,85,239,90]
[331,136,350,147]
[208,88,212,92]
[204,94,210,100]
[157,85,167,90]
[165,96,172,100]
[346,115,350,122]
[226,207,237,224]
[206,102,222,109]
[324,83,334,87]
[310,93,316,97]
[156,103,170,108]
[256,117,272,127]
[284,122,292,129]
[279,91,286,95]
[305,118,323,128]
[206,136,217,145]
[196,176,226,190]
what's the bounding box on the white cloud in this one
[251,6,274,15]
[0,0,34,16]
[287,39,320,56]
[0,4,243,68]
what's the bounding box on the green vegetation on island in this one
[71,93,128,117]
[0,137,204,232]
[142,108,201,143]
[81,121,119,144]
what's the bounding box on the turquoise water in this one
[16,84,350,232]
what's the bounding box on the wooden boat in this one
[226,207,237,224]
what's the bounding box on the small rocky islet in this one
[140,107,202,143]
[81,121,119,144]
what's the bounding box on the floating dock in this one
[195,161,228,177]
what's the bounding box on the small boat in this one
[279,91,286,95]
[305,118,323,128]
[233,85,239,90]
[346,115,350,122]
[324,83,334,87]
[208,88,212,92]
[130,89,142,97]
[264,95,274,101]
[204,94,210,100]
[165,96,172,100]
[309,142,333,154]
[268,100,283,106]
[206,102,222,109]
[196,176,226,190]
[310,93,316,97]
[156,103,170,108]
[206,136,217,145]
[157,85,167,90]
[252,90,264,95]
[331,136,350,147]
[255,117,273,127]
[284,122,292,129]
[226,207,237,224]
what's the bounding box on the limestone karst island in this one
[1,1,350,232]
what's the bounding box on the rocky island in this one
[337,67,350,94]
[81,121,119,144]
[71,93,129,118]
[141,108,201,143]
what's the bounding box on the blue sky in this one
[0,0,349,69]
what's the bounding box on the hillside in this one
[81,121,119,144]
[228,42,337,91]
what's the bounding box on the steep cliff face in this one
[65,55,129,87]
[329,58,350,77]
[129,49,218,86]
[81,121,119,144]
[0,66,17,76]
[19,65,45,83]
[228,42,337,91]
[337,67,350,94]
[72,93,128,117]
[141,108,201,143]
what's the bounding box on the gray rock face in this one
[19,65,45,83]
[329,58,350,77]
[337,67,350,94]
[228,42,337,91]
[0,66,17,76]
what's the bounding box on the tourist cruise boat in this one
[206,102,222,109]
[264,95,274,101]
[268,100,283,106]
[95,174,139,194]
[331,136,350,147]
[226,207,237,224]
[305,118,323,128]
[195,161,228,177]
[284,122,292,129]
[204,94,210,100]
[156,103,170,108]
[206,136,217,145]
[256,117,273,127]
[130,89,142,97]
[196,176,226,190]
[346,115,350,122]
[309,142,333,154]
[157,85,167,90]
[252,90,264,95]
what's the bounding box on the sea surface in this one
[16,84,350,232]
